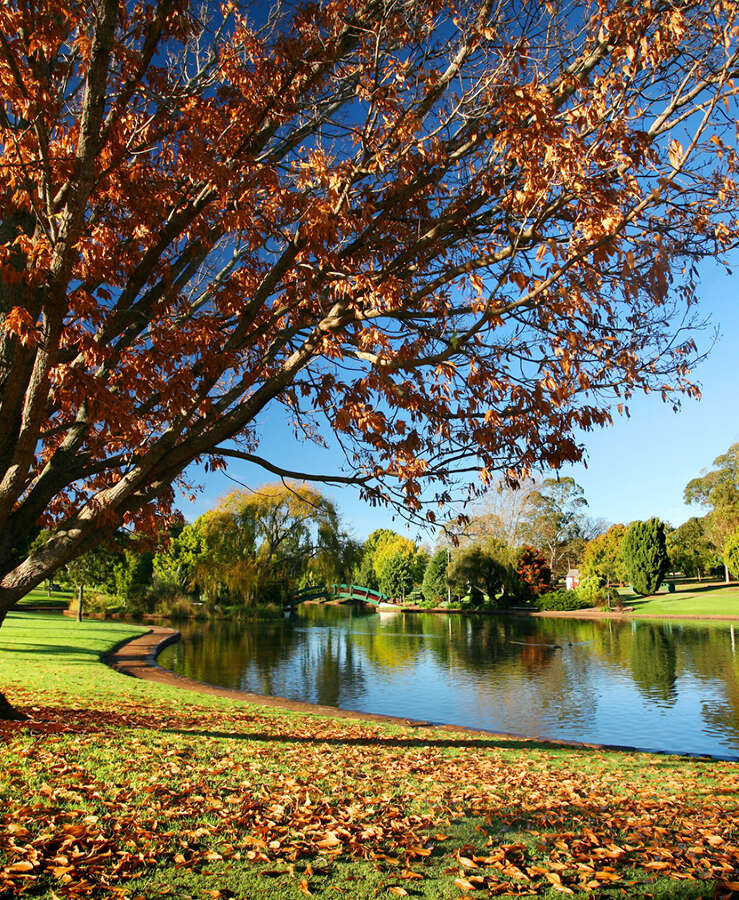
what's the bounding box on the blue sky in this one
[177,260,737,543]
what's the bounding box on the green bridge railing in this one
[290,583,390,606]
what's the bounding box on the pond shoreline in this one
[395,604,739,621]
[105,624,738,761]
[106,624,530,736]
[48,600,739,622]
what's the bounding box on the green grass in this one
[1,612,738,899]
[15,586,73,609]
[620,579,739,617]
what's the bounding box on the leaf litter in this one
[1,698,738,897]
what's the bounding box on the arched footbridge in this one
[290,583,391,607]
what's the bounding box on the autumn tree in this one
[514,545,551,599]
[1,0,739,716]
[192,483,348,605]
[684,444,739,582]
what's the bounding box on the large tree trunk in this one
[0,690,27,721]
[0,608,27,720]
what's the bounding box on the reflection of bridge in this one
[291,583,390,607]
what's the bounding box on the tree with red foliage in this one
[515,545,552,598]
[1,0,739,715]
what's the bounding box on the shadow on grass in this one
[0,643,100,656]
[5,705,733,761]
[157,726,726,762]
[627,580,735,606]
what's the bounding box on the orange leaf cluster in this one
[1,0,738,602]
[1,699,738,897]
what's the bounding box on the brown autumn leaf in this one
[316,834,342,849]
[400,869,423,880]
[2,697,739,900]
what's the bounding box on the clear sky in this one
[177,259,738,543]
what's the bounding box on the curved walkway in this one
[105,626,730,758]
[105,626,484,734]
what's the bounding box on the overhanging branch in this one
[214,449,376,487]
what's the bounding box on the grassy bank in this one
[622,580,739,617]
[14,586,73,610]
[1,612,738,899]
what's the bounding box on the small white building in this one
[565,568,580,591]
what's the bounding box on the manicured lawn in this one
[15,586,73,610]
[1,612,738,898]
[621,579,739,617]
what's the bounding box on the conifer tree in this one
[622,519,669,596]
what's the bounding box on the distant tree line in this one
[38,444,739,619]
[580,443,739,597]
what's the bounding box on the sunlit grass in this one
[15,586,73,609]
[1,612,737,899]
[620,578,739,616]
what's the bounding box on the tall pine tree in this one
[623,519,669,596]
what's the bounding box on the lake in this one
[157,604,739,759]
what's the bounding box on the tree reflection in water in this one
[158,606,739,758]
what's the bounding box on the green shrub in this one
[415,596,442,609]
[536,589,592,611]
[232,602,282,618]
[153,593,199,619]
[622,518,669,595]
[577,574,606,606]
[81,590,124,618]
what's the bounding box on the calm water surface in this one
[157,605,739,758]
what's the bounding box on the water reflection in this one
[158,606,739,758]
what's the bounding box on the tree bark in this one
[76,583,84,622]
[0,607,27,719]
[0,690,27,721]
